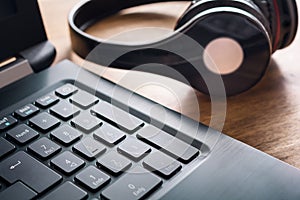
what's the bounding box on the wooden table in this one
[39,0,300,168]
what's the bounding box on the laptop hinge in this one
[0,58,33,89]
[19,41,56,73]
[0,40,56,89]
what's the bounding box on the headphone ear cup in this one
[252,0,278,49]
[174,4,272,95]
[175,2,207,30]
[175,0,271,33]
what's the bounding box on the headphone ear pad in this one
[264,0,298,49]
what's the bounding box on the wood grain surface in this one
[38,0,300,168]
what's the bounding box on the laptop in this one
[1,1,300,199]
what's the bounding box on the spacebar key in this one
[101,167,162,200]
[0,151,62,194]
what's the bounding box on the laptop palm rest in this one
[161,134,300,200]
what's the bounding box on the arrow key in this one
[51,151,85,175]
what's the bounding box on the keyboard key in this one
[55,84,78,98]
[97,151,132,175]
[28,137,61,159]
[0,137,15,159]
[0,115,18,131]
[71,112,101,133]
[0,151,62,193]
[70,90,99,109]
[35,93,59,108]
[75,166,110,192]
[73,137,106,160]
[137,126,199,164]
[51,151,85,175]
[50,125,82,146]
[143,151,182,179]
[29,112,60,132]
[50,101,80,120]
[14,104,39,120]
[91,101,143,133]
[118,139,151,161]
[101,166,162,200]
[93,123,126,146]
[7,124,39,145]
[0,181,37,200]
[42,181,87,200]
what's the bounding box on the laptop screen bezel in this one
[0,0,47,62]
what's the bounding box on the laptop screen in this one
[0,0,47,62]
[0,0,17,19]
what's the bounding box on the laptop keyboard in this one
[0,83,201,200]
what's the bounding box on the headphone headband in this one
[68,0,297,96]
[69,0,187,60]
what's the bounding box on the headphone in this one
[68,0,298,96]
